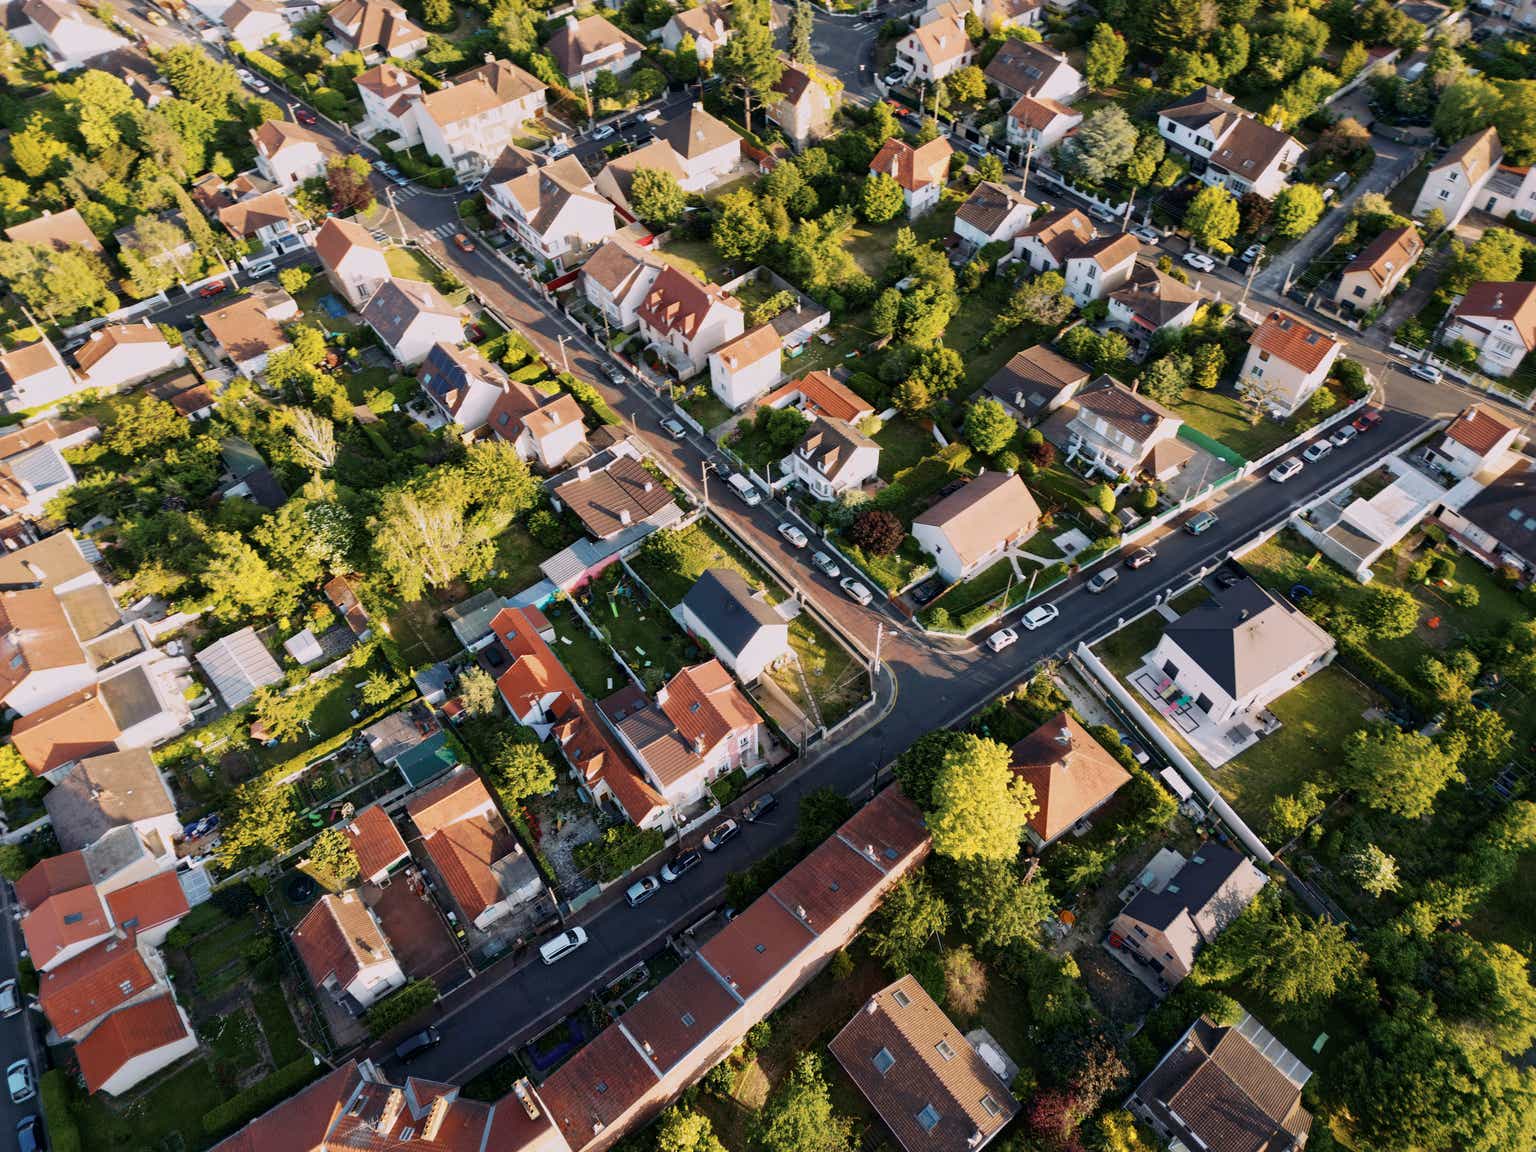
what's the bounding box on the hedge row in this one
[566,376,623,426]
[203,1056,322,1138]
[40,1071,81,1152]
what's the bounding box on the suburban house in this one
[420,341,510,433]
[9,688,110,779]
[43,749,178,860]
[14,0,128,69]
[1006,93,1082,152]
[1128,1009,1313,1152]
[0,337,80,412]
[18,850,190,971]
[769,59,835,150]
[551,453,681,541]
[982,343,1089,423]
[1109,841,1268,984]
[581,236,665,330]
[483,146,616,269]
[72,324,186,394]
[362,703,455,788]
[1157,86,1303,199]
[895,14,974,81]
[251,119,328,192]
[490,382,589,470]
[1444,280,1536,378]
[678,568,790,684]
[75,995,197,1096]
[221,0,290,49]
[829,975,1019,1152]
[354,61,426,146]
[762,371,875,426]
[292,891,407,1012]
[362,278,465,366]
[195,626,284,709]
[345,806,411,885]
[416,57,547,176]
[1425,403,1521,480]
[709,324,783,410]
[3,206,104,255]
[1107,262,1204,343]
[983,38,1082,103]
[38,933,166,1044]
[0,586,95,716]
[1063,233,1140,306]
[1413,127,1504,227]
[659,2,730,61]
[1009,712,1130,848]
[1147,577,1336,726]
[868,137,955,219]
[0,418,96,521]
[1335,224,1423,313]
[655,105,743,191]
[201,295,292,378]
[594,139,689,217]
[925,0,1042,31]
[327,0,428,57]
[1011,205,1094,273]
[913,471,1041,583]
[953,181,1037,252]
[1437,455,1536,577]
[636,266,745,378]
[600,660,766,809]
[219,433,288,510]
[101,870,190,948]
[781,418,881,502]
[406,766,544,930]
[315,216,392,310]
[546,14,644,87]
[1239,309,1342,415]
[216,189,305,255]
[1064,376,1190,481]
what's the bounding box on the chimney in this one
[619,508,631,526]
[1239,608,1249,621]
[694,735,705,754]
[566,13,577,27]
[484,51,496,63]
[642,1040,654,1056]
[576,465,590,481]
[1054,724,1071,747]
[865,999,878,1015]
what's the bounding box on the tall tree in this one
[1271,183,1326,238]
[754,1053,854,1152]
[1183,184,1240,252]
[1340,727,1464,819]
[1084,23,1126,89]
[656,1107,727,1152]
[789,0,814,65]
[288,407,337,473]
[859,172,905,224]
[372,487,480,600]
[716,1,783,133]
[867,872,949,972]
[928,734,1035,860]
[629,167,687,227]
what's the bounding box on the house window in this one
[981,1095,1002,1118]
[1162,660,1178,677]
[917,1105,942,1132]
[1196,693,1213,713]
[892,988,911,1008]
[873,1048,896,1074]
[1132,924,1148,938]
[738,733,751,749]
[935,1040,956,1061]
[1352,285,1366,298]
[1439,188,1451,199]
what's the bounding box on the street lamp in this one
[701,460,718,508]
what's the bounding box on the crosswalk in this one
[389,182,429,201]
[421,223,459,240]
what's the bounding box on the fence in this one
[1322,47,1401,109]
[1176,423,1246,470]
[61,290,172,339]
[1242,392,1372,475]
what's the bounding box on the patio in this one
[1127,661,1281,767]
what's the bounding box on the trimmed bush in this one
[203,1057,323,1137]
[365,978,439,1039]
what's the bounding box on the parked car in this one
[0,980,19,1018]
[295,108,318,125]
[1408,362,1441,383]
[986,627,1018,653]
[910,579,942,605]
[812,551,841,578]
[660,849,701,882]
[591,124,616,141]
[607,368,627,387]
[1131,224,1162,244]
[1352,409,1382,433]
[370,229,391,246]
[702,820,739,851]
[742,793,777,822]
[15,1116,40,1152]
[1330,424,1359,448]
[1184,510,1218,535]
[234,67,256,83]
[1302,440,1333,462]
[144,7,168,23]
[198,280,226,298]
[376,161,399,177]
[244,260,275,279]
[1020,603,1059,630]
[638,109,661,123]
[839,577,874,605]
[1086,567,1120,593]
[1126,547,1156,569]
[538,927,588,964]
[1268,456,1304,483]
[1241,243,1265,265]
[6,1061,32,1105]
[453,233,475,252]
[625,876,660,906]
[1182,251,1217,272]
[546,141,572,159]
[394,1027,441,1062]
[777,522,809,548]
[660,417,688,439]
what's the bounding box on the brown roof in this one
[406,766,493,837]
[984,38,1071,96]
[9,687,119,774]
[423,814,518,920]
[38,934,155,1037]
[169,383,215,416]
[829,975,1017,1152]
[1018,205,1093,263]
[520,392,584,444]
[580,235,663,295]
[1453,281,1536,350]
[202,295,290,364]
[346,805,410,880]
[1444,403,1517,455]
[546,14,643,76]
[324,574,371,636]
[209,1061,363,1152]
[0,338,68,385]
[774,59,818,105]
[1208,116,1298,179]
[762,371,873,423]
[869,136,954,193]
[670,1,728,40]
[1247,310,1338,372]
[610,955,740,1072]
[251,118,327,159]
[904,15,973,66]
[658,104,740,160]
[913,471,1041,569]
[770,835,885,929]
[330,0,425,51]
[1071,232,1140,270]
[697,894,815,999]
[76,994,190,1093]
[44,748,173,851]
[314,216,384,273]
[0,585,86,701]
[539,1024,659,1148]
[598,138,687,208]
[1108,262,1203,330]
[1343,224,1422,286]
[711,323,779,371]
[354,61,419,99]
[637,265,739,338]
[103,871,189,935]
[1009,711,1130,843]
[422,57,543,127]
[1073,375,1180,441]
[14,851,90,911]
[659,659,758,752]
[954,181,1034,238]
[554,454,676,538]
[607,689,702,787]
[1008,93,1078,130]
[1435,126,1503,182]
[21,881,111,968]
[292,891,393,992]
[72,323,170,375]
[216,189,294,238]
[4,207,103,254]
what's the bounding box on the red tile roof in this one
[38,934,156,1037]
[637,266,739,339]
[14,851,90,910]
[1444,403,1517,455]
[658,660,758,753]
[1453,281,1536,351]
[292,892,393,992]
[616,956,740,1072]
[209,1061,364,1152]
[103,871,189,936]
[406,767,493,838]
[423,815,516,920]
[538,1024,660,1149]
[1248,310,1338,373]
[75,994,190,1093]
[697,895,815,1000]
[346,805,410,881]
[1009,711,1130,844]
[869,136,953,193]
[21,882,110,969]
[762,371,874,423]
[769,836,885,931]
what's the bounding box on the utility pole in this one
[557,333,572,375]
[1020,139,1034,190]
[386,185,407,245]
[700,460,714,508]
[1240,248,1262,307]
[869,621,882,697]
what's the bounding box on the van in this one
[539,927,588,964]
[244,261,276,279]
[727,472,761,506]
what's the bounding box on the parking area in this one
[365,867,474,994]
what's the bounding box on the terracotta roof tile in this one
[616,956,739,1072]
[761,371,873,423]
[658,659,757,753]
[538,1024,659,1148]
[4,206,103,254]
[72,324,171,375]
[406,767,493,838]
[1444,403,1517,455]
[554,454,676,539]
[346,805,410,881]
[1009,711,1130,843]
[76,994,191,1093]
[208,1061,363,1152]
[869,136,953,193]
[1435,126,1502,182]
[14,851,90,909]
[1343,224,1422,286]
[292,891,393,992]
[38,934,156,1037]
[1248,310,1338,372]
[314,216,383,273]
[696,895,814,999]
[21,882,112,968]
[104,871,189,936]
[1453,281,1536,350]
[711,324,780,371]
[636,266,739,339]
[424,814,517,920]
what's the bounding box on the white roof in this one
[283,628,325,665]
[195,626,284,708]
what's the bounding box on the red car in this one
[198,281,227,298]
[1351,409,1382,434]
[295,108,318,126]
[453,233,475,253]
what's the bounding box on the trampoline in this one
[318,294,347,318]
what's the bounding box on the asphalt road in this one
[0,881,45,1141]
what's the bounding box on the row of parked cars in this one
[1268,408,1381,483]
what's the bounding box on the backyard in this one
[1169,385,1311,463]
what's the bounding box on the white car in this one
[638,109,661,123]
[1086,567,1120,593]
[1330,424,1359,449]
[625,877,660,907]
[812,551,841,578]
[986,627,1018,653]
[0,980,18,1018]
[1019,603,1059,630]
[1242,243,1265,264]
[1302,440,1333,463]
[546,141,572,158]
[235,67,255,82]
[251,77,271,93]
[777,522,808,548]
[1268,456,1304,483]
[840,577,874,606]
[702,819,739,851]
[660,417,687,439]
[1182,251,1217,272]
[591,124,616,141]
[1409,362,1442,383]
[6,1061,33,1105]
[1131,225,1162,244]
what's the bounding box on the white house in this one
[1107,262,1204,342]
[580,235,665,330]
[953,181,1036,251]
[419,341,506,432]
[201,294,292,378]
[896,14,974,81]
[660,2,730,61]
[1444,281,1536,379]
[1147,577,1336,725]
[483,146,616,270]
[0,586,94,716]
[1007,94,1082,152]
[416,57,547,176]
[546,14,644,88]
[327,0,428,58]
[1158,86,1303,200]
[1413,127,1503,228]
[354,62,425,147]
[314,216,391,310]
[0,338,80,413]
[984,38,1081,103]
[0,418,95,518]
[636,266,745,378]
[216,189,306,255]
[924,0,1042,30]
[913,470,1041,582]
[594,138,690,217]
[43,749,179,860]
[868,136,954,219]
[1063,233,1140,306]
[1065,376,1190,481]
[251,119,329,192]
[1012,205,1094,273]
[1425,403,1521,480]
[769,59,835,150]
[222,0,291,49]
[75,995,198,1096]
[709,324,782,410]
[17,0,128,69]
[982,343,1090,422]
[72,324,186,393]
[782,418,880,501]
[361,278,465,366]
[490,384,589,469]
[292,891,407,1012]
[678,568,790,684]
[656,104,742,192]
[1240,310,1341,415]
[1335,225,1423,312]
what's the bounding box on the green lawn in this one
[385,246,441,284]
[253,984,307,1065]
[1092,611,1166,680]
[840,535,931,594]
[73,1055,221,1152]
[676,384,733,433]
[485,521,561,595]
[1167,387,1303,462]
[655,238,732,284]
[874,418,935,480]
[631,520,775,608]
[587,576,701,693]
[923,555,1061,632]
[207,1004,265,1076]
[548,615,628,700]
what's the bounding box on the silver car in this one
[839,577,874,605]
[626,876,660,906]
[7,1060,34,1105]
[812,551,841,578]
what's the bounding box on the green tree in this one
[491,738,557,804]
[788,0,814,64]
[656,1107,727,1152]
[712,188,771,262]
[1360,584,1419,639]
[755,1053,854,1152]
[1124,129,1166,187]
[306,827,360,885]
[489,0,539,55]
[1447,227,1528,293]
[0,844,26,882]
[10,114,69,179]
[202,531,289,622]
[1001,270,1074,330]
[976,153,1004,183]
[1344,842,1399,896]
[372,485,487,601]
[870,287,901,337]
[928,734,1036,861]
[159,44,245,113]
[1434,77,1502,144]
[364,979,438,1038]
[105,395,190,457]
[868,871,949,972]
[1190,342,1225,389]
[1183,184,1240,252]
[716,2,783,133]
[1271,184,1327,239]
[1267,780,1326,841]
[947,64,986,104]
[630,167,687,227]
[279,265,312,296]
[0,242,118,321]
[964,398,1015,455]
[253,683,316,743]
[1085,23,1126,89]
[216,778,302,869]
[1063,104,1138,184]
[938,856,1052,952]
[1340,727,1464,819]
[859,172,905,224]
[421,0,452,26]
[894,730,965,809]
[458,667,499,717]
[1196,893,1364,1019]
[1088,482,1115,513]
[1137,355,1188,405]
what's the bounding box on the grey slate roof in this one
[1120,841,1252,931]
[1459,456,1536,565]
[361,278,454,350]
[1162,578,1331,699]
[681,568,782,655]
[45,749,175,852]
